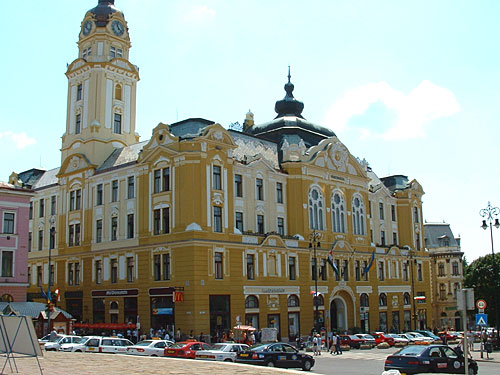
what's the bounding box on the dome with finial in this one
[88,0,123,27]
[274,67,305,118]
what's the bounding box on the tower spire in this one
[274,67,304,118]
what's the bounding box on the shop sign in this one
[91,289,138,297]
[152,308,173,315]
[244,286,300,295]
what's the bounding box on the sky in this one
[1,0,499,262]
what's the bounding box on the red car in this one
[340,335,366,349]
[371,332,395,346]
[164,341,211,359]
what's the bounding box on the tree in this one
[464,253,500,327]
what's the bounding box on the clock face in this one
[83,20,93,36]
[111,20,125,36]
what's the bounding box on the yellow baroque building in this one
[19,0,434,341]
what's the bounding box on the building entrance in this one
[329,298,347,332]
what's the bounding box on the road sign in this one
[476,313,488,326]
[476,299,487,310]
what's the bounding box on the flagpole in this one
[309,231,321,335]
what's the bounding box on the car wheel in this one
[302,359,313,371]
[224,358,233,362]
[151,354,158,357]
[467,367,474,375]
[75,349,82,352]
[266,360,275,367]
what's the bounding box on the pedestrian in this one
[176,328,181,341]
[164,331,170,341]
[317,334,322,355]
[482,330,490,359]
[199,332,204,342]
[250,331,255,345]
[467,331,474,353]
[335,333,342,355]
[330,332,337,354]
[442,331,448,346]
[312,334,318,355]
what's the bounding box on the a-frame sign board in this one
[0,315,43,374]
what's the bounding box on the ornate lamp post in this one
[480,202,500,346]
[309,231,322,334]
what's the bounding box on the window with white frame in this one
[111,259,118,283]
[96,184,103,205]
[111,180,119,202]
[153,253,171,281]
[277,217,284,235]
[127,176,135,199]
[213,206,222,233]
[215,252,223,279]
[257,214,264,234]
[69,189,81,211]
[1,250,13,277]
[256,178,264,200]
[235,212,244,232]
[127,257,134,282]
[331,192,346,233]
[276,182,283,204]
[289,256,297,280]
[153,168,170,193]
[113,113,122,134]
[95,260,102,284]
[352,195,366,235]
[3,212,14,234]
[308,187,325,230]
[111,217,118,241]
[246,254,255,280]
[213,165,222,190]
[96,219,103,243]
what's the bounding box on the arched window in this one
[313,294,324,307]
[309,187,325,230]
[379,293,387,307]
[440,312,447,317]
[331,192,346,233]
[403,292,411,305]
[110,301,119,310]
[288,294,300,307]
[352,195,366,235]
[245,295,259,309]
[115,84,122,101]
[360,293,369,307]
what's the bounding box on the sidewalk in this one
[465,342,499,364]
[0,351,306,375]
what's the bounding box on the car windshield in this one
[363,335,375,339]
[410,332,424,337]
[211,344,227,351]
[250,344,269,351]
[349,335,359,339]
[397,346,426,356]
[135,341,154,346]
[74,337,87,344]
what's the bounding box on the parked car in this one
[44,335,81,351]
[236,342,314,371]
[385,334,409,346]
[84,336,133,353]
[371,332,395,346]
[126,339,174,356]
[407,332,432,345]
[60,336,96,352]
[384,344,478,374]
[339,335,366,349]
[355,334,376,347]
[195,343,249,362]
[414,330,442,343]
[399,333,429,345]
[164,341,211,359]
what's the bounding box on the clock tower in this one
[62,0,140,167]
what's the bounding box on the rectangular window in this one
[215,252,223,279]
[75,223,80,246]
[111,259,118,283]
[379,202,384,220]
[127,176,134,199]
[127,257,134,282]
[277,217,284,235]
[162,253,170,280]
[416,235,421,251]
[311,258,317,281]
[379,261,385,281]
[38,229,43,251]
[321,259,328,281]
[1,251,13,277]
[403,262,409,281]
[49,228,55,249]
[247,254,255,280]
[213,166,221,190]
[127,214,134,239]
[162,168,170,191]
[96,219,103,243]
[154,254,161,281]
[117,48,123,58]
[68,224,74,246]
[96,184,103,205]
[153,209,161,235]
[75,114,81,134]
[110,46,116,58]
[162,207,169,234]
[37,266,42,286]
[113,113,122,134]
[3,213,14,234]
[76,189,81,210]
[96,260,102,284]
[276,182,283,203]
[68,263,74,286]
[393,232,398,246]
[355,260,360,281]
[51,196,56,215]
[289,256,296,280]
[111,180,118,202]
[77,84,82,101]
[343,260,349,281]
[75,262,80,285]
[256,178,263,200]
[418,263,423,281]
[235,212,244,232]
[213,206,222,233]
[154,170,161,193]
[391,205,396,221]
[70,191,75,211]
[452,262,459,276]
[28,232,32,252]
[29,202,33,220]
[235,174,243,197]
[335,260,340,281]
[257,214,264,234]
[414,207,419,223]
[39,199,45,218]
[111,217,118,241]
[381,231,386,246]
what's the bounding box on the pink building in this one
[0,181,33,302]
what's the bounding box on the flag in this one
[364,251,376,274]
[310,291,321,296]
[327,248,340,276]
[40,285,48,302]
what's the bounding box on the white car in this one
[126,340,174,356]
[386,334,409,345]
[195,343,249,362]
[61,336,98,352]
[44,335,81,351]
[85,337,133,353]
[399,333,429,345]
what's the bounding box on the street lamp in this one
[309,231,321,334]
[480,201,500,346]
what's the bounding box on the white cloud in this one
[183,5,216,24]
[0,131,36,149]
[324,80,460,140]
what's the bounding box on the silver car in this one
[44,335,81,351]
[126,340,174,356]
[195,343,249,362]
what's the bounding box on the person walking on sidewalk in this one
[335,333,342,355]
[317,334,322,356]
[312,335,318,356]
[330,332,337,354]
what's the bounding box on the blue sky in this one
[1,0,499,262]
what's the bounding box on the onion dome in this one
[88,0,122,27]
[274,67,305,119]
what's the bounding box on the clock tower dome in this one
[61,0,140,167]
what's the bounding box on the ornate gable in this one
[58,153,96,177]
[138,123,178,163]
[201,124,237,147]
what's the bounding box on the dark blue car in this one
[384,344,478,374]
[236,342,314,371]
